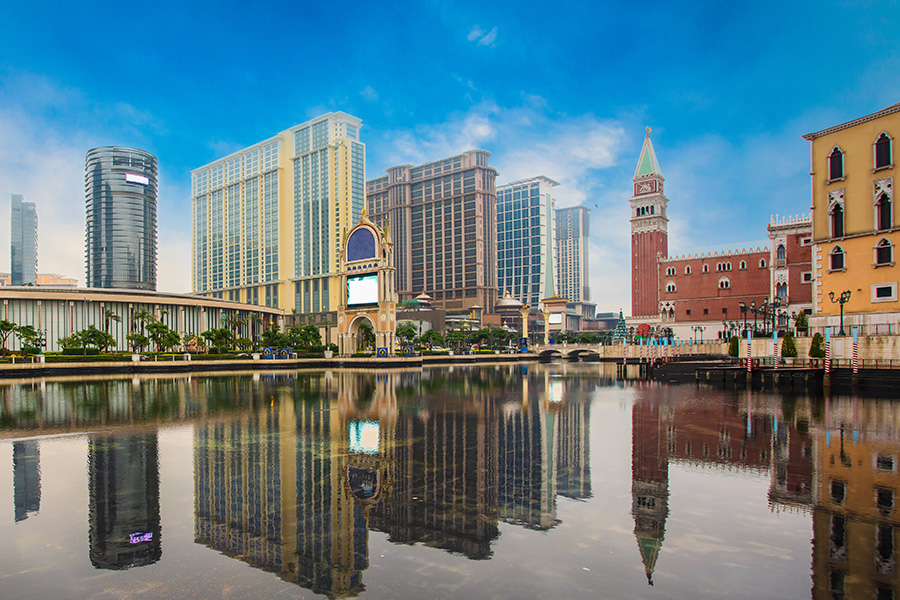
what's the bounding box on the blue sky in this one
[1,0,898,313]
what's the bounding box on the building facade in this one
[556,205,590,303]
[496,176,558,309]
[629,129,669,318]
[366,150,498,312]
[1,273,77,287]
[803,103,899,335]
[85,147,158,290]
[191,112,366,313]
[10,194,37,286]
[767,214,814,326]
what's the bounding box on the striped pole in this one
[746,330,752,373]
[825,327,832,374]
[623,336,627,366]
[852,327,859,374]
[773,329,779,371]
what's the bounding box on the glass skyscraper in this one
[496,176,558,308]
[556,206,591,303]
[85,147,158,290]
[10,194,37,286]
[191,112,365,312]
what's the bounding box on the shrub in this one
[809,333,826,358]
[728,336,740,357]
[61,348,100,356]
[781,332,798,358]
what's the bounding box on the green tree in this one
[420,329,445,348]
[103,309,121,335]
[147,321,180,352]
[446,330,466,351]
[396,322,418,346]
[728,336,740,357]
[81,325,115,354]
[260,325,289,349]
[131,307,155,337]
[809,333,826,358]
[202,328,235,353]
[296,324,321,350]
[357,321,375,352]
[794,311,809,334]
[781,332,798,358]
[236,337,252,351]
[17,325,40,352]
[575,332,601,344]
[126,333,149,352]
[0,319,16,355]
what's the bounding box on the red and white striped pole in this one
[852,326,859,374]
[825,327,832,374]
[773,329,779,371]
[746,331,752,373]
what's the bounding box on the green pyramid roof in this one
[634,128,662,179]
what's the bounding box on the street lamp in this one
[769,297,782,335]
[829,290,852,336]
[739,300,749,336]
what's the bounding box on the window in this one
[801,237,812,246]
[876,133,893,169]
[877,193,892,230]
[703,308,709,315]
[878,455,895,472]
[686,309,691,315]
[666,281,676,293]
[831,203,845,237]
[802,271,813,283]
[831,480,846,504]
[776,282,787,299]
[877,488,894,512]
[830,245,845,270]
[872,283,898,303]
[776,244,786,263]
[739,260,746,270]
[718,277,730,289]
[759,258,767,268]
[702,264,709,273]
[666,266,676,276]
[829,147,844,181]
[876,238,894,265]
[684,265,691,275]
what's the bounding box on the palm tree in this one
[103,309,121,333]
[248,313,264,350]
[131,307,154,337]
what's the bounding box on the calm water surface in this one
[0,363,895,599]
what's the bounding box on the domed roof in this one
[415,292,432,305]
[496,290,523,309]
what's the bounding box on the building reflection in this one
[88,433,161,569]
[811,397,900,600]
[13,441,40,522]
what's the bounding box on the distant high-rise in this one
[497,177,558,308]
[13,441,40,522]
[556,206,591,303]
[85,147,158,290]
[366,150,498,312]
[10,194,37,286]
[191,112,365,311]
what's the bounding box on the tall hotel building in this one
[496,177,558,308]
[556,206,592,305]
[366,150,498,312]
[85,147,158,290]
[10,194,37,286]
[191,112,365,312]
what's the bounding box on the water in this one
[0,363,894,599]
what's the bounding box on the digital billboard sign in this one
[347,274,378,306]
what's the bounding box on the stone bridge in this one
[532,343,601,359]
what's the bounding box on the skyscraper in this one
[496,176,558,308]
[366,150,498,312]
[191,112,365,312]
[85,147,158,290]
[556,206,591,303]
[10,194,37,286]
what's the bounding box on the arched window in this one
[685,265,691,275]
[726,262,732,271]
[875,133,892,169]
[831,203,845,238]
[650,205,655,214]
[666,266,675,276]
[718,277,730,289]
[776,245,786,262]
[702,264,709,273]
[877,192,892,231]
[666,281,676,293]
[830,245,845,270]
[759,259,767,268]
[776,282,787,299]
[876,238,893,265]
[829,147,844,180]
[740,260,746,270]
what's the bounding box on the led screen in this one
[347,274,378,305]
[549,313,563,325]
[125,173,149,185]
[349,420,380,455]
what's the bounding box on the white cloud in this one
[467,25,485,42]
[467,25,498,46]
[478,27,498,46]
[360,85,379,102]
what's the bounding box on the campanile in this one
[629,128,668,318]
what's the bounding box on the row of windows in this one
[829,238,895,270]
[829,191,893,237]
[664,259,767,276]
[666,276,732,293]
[828,132,893,181]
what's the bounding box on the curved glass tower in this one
[85,147,158,290]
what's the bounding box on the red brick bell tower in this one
[629,128,668,318]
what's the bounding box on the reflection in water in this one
[88,433,161,569]
[5,366,900,597]
[13,441,40,522]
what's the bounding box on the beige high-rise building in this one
[191,112,365,313]
[366,150,498,312]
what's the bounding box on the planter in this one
[324,350,333,359]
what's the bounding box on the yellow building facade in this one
[191,112,366,314]
[805,103,899,334]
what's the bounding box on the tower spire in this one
[634,127,662,179]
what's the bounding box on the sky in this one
[0,0,898,314]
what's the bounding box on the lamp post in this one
[769,297,782,335]
[739,300,749,336]
[829,290,852,336]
